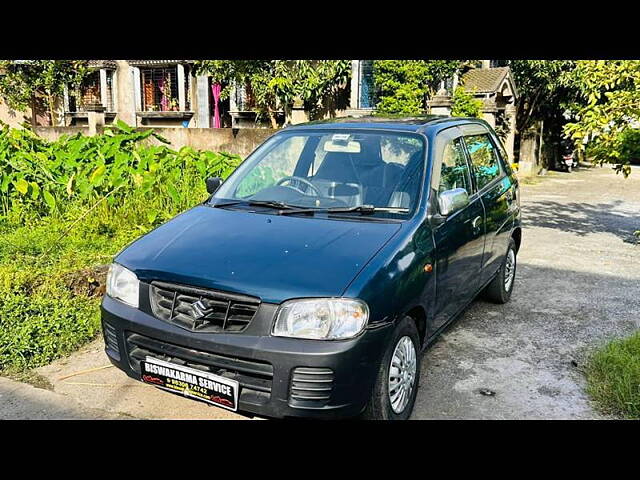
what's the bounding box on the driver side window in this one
[235,136,307,198]
[438,137,472,195]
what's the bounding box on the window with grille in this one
[141,66,180,111]
[80,72,101,106]
[234,82,255,111]
[358,60,376,109]
[104,71,114,110]
[68,70,114,112]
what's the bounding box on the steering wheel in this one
[275,176,321,196]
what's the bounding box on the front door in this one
[431,130,486,331]
[462,129,514,286]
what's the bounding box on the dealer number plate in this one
[140,356,239,412]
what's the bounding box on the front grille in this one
[103,322,120,356]
[126,332,273,405]
[149,281,260,333]
[289,367,334,408]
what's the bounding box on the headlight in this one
[106,263,139,308]
[272,298,369,340]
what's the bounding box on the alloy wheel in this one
[388,336,417,414]
[504,248,516,291]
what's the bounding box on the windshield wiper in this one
[209,200,296,210]
[209,200,246,208]
[278,205,409,216]
[247,200,297,210]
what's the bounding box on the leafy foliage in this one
[0,120,240,220]
[509,60,578,134]
[0,60,90,126]
[194,60,351,125]
[0,123,241,371]
[564,60,640,177]
[450,87,483,118]
[372,61,466,115]
[502,60,587,169]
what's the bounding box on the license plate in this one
[140,356,239,412]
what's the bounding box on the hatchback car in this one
[102,116,521,420]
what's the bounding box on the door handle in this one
[472,216,482,230]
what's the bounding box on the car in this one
[101,115,522,420]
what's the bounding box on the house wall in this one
[115,60,137,126]
[141,127,276,156]
[33,126,277,158]
[0,99,31,128]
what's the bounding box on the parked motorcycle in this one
[557,140,578,172]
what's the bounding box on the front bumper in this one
[101,295,393,419]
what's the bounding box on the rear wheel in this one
[362,316,421,420]
[483,238,517,304]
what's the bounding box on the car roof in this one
[283,115,485,134]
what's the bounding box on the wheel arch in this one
[403,306,427,347]
[512,227,522,253]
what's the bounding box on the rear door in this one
[461,124,514,287]
[431,127,486,331]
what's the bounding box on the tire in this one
[362,316,421,420]
[483,238,517,304]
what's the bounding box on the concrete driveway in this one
[3,165,639,420]
[413,165,640,419]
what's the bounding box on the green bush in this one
[450,87,483,118]
[0,122,242,372]
[585,331,640,419]
[372,60,463,115]
[0,120,240,219]
[0,282,98,371]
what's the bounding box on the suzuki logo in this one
[191,300,213,329]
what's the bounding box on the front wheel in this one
[483,238,517,304]
[362,316,421,420]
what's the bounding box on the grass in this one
[0,170,212,375]
[585,332,640,419]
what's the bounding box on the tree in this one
[563,60,640,177]
[0,60,90,127]
[372,60,467,115]
[506,60,585,168]
[194,60,351,127]
[509,60,578,135]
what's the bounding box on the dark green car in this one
[102,115,521,419]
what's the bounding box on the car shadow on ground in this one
[523,199,639,243]
[412,261,639,419]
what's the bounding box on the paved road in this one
[413,165,640,419]
[0,376,128,419]
[3,165,638,420]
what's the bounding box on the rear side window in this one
[464,134,502,190]
[438,137,473,194]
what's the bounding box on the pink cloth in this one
[211,83,222,128]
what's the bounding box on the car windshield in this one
[212,129,427,218]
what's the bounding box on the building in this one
[428,63,519,160]
[56,60,380,130]
[0,59,519,159]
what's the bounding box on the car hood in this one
[116,205,402,303]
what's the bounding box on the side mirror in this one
[438,188,469,216]
[206,177,223,194]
